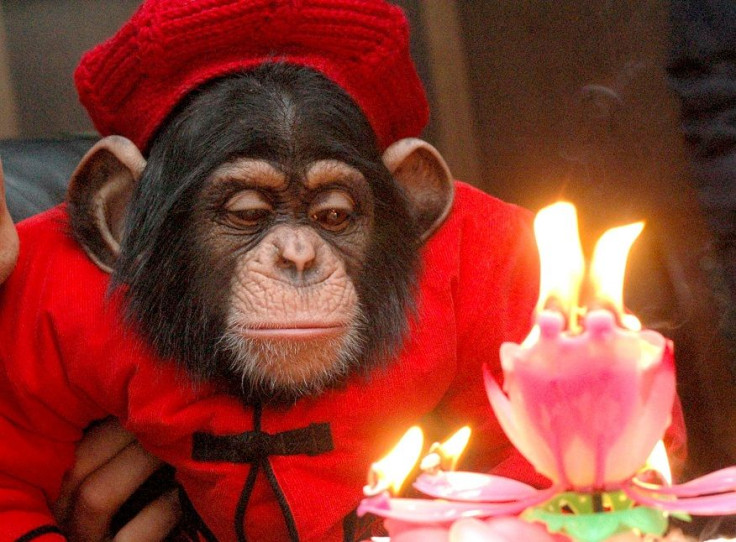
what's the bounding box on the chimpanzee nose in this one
[274,228,317,276]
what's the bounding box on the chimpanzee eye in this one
[309,190,355,232]
[225,190,273,228]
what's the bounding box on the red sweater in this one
[0,182,543,541]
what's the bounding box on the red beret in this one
[74,0,429,152]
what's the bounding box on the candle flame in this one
[364,426,424,496]
[589,222,644,331]
[534,202,585,331]
[531,202,643,332]
[644,440,672,486]
[420,426,472,473]
[439,426,472,468]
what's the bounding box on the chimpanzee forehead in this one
[167,65,381,167]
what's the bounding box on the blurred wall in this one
[0,5,18,138]
[1,0,139,139]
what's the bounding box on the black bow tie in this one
[192,422,334,463]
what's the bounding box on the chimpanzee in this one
[0,1,547,541]
[71,63,453,405]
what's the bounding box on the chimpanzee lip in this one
[241,324,348,340]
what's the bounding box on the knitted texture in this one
[74,0,429,152]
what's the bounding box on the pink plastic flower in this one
[379,516,567,542]
[485,309,675,491]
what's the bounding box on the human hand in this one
[0,159,19,284]
[53,418,182,542]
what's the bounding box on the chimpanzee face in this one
[203,156,373,390]
[68,63,454,404]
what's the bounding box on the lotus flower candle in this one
[484,204,736,519]
[476,203,736,539]
[486,308,676,490]
[486,203,676,490]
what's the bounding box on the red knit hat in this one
[74,0,429,152]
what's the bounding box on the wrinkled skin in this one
[199,157,368,396]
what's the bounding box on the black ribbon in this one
[192,422,334,463]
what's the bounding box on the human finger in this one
[112,489,182,542]
[65,441,163,542]
[0,158,19,284]
[54,418,137,524]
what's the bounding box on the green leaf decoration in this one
[523,491,671,542]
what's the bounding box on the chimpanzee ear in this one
[382,138,454,242]
[67,135,146,273]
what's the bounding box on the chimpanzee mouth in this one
[240,325,349,341]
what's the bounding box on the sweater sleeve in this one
[0,209,109,540]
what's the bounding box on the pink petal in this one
[469,486,561,516]
[497,326,673,490]
[360,487,560,524]
[483,362,522,446]
[414,471,539,502]
[485,361,561,484]
[448,518,511,542]
[603,347,676,484]
[624,482,736,515]
[358,496,494,523]
[510,361,637,487]
[482,517,569,542]
[631,466,736,497]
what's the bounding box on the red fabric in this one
[74,0,428,152]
